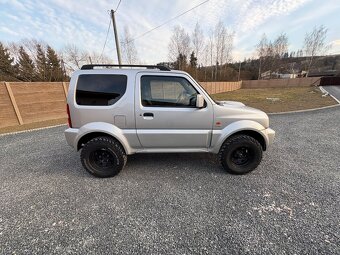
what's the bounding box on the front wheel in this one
[219,135,263,175]
[80,136,127,178]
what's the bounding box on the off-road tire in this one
[80,136,127,178]
[219,135,263,175]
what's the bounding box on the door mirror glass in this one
[196,94,204,108]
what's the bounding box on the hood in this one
[217,100,245,108]
[214,101,269,129]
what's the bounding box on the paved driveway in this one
[1,107,339,254]
[323,85,340,102]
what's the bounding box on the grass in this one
[0,118,67,135]
[211,86,337,113]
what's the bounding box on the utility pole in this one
[110,9,122,65]
[238,61,241,81]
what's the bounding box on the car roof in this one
[72,68,187,76]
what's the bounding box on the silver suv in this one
[65,64,275,178]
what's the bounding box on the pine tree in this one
[36,44,47,81]
[174,53,187,70]
[0,42,17,81]
[46,45,63,81]
[189,51,197,68]
[18,46,36,81]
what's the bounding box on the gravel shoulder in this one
[0,107,339,254]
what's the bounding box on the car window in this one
[141,76,198,107]
[76,74,127,106]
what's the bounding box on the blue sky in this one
[0,0,339,64]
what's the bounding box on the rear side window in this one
[76,74,127,106]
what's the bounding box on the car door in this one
[135,72,213,149]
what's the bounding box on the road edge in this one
[268,104,340,115]
[320,86,340,104]
[0,124,67,137]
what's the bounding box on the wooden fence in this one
[0,82,69,128]
[199,81,242,94]
[242,77,321,88]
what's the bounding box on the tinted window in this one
[76,74,127,106]
[141,76,198,107]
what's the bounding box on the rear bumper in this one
[64,128,79,148]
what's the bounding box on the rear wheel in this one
[219,135,263,175]
[80,136,127,178]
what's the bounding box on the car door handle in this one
[143,113,154,117]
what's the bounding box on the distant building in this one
[261,70,297,79]
[305,70,338,77]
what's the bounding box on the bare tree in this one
[63,44,88,71]
[191,22,204,78]
[212,21,235,80]
[303,25,328,76]
[192,22,204,65]
[273,33,288,58]
[168,25,191,68]
[214,21,224,79]
[208,29,215,80]
[256,33,288,79]
[270,33,288,76]
[202,43,209,81]
[88,51,111,65]
[222,30,234,64]
[256,34,269,79]
[121,26,139,64]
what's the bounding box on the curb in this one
[0,124,67,137]
[268,104,340,115]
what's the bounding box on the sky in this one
[0,0,340,64]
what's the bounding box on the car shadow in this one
[45,148,226,178]
[125,152,225,175]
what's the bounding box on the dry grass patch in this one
[211,86,337,113]
[0,118,67,135]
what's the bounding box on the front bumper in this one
[262,128,275,148]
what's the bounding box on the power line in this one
[115,0,122,12]
[100,14,112,61]
[123,0,209,45]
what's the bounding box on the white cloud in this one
[0,26,19,36]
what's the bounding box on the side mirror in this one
[196,94,205,108]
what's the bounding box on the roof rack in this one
[81,64,171,71]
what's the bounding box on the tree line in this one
[0,23,332,82]
[164,23,331,80]
[165,21,235,81]
[255,25,329,79]
[0,40,67,82]
[0,25,137,82]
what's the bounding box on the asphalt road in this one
[323,85,340,102]
[1,107,339,255]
